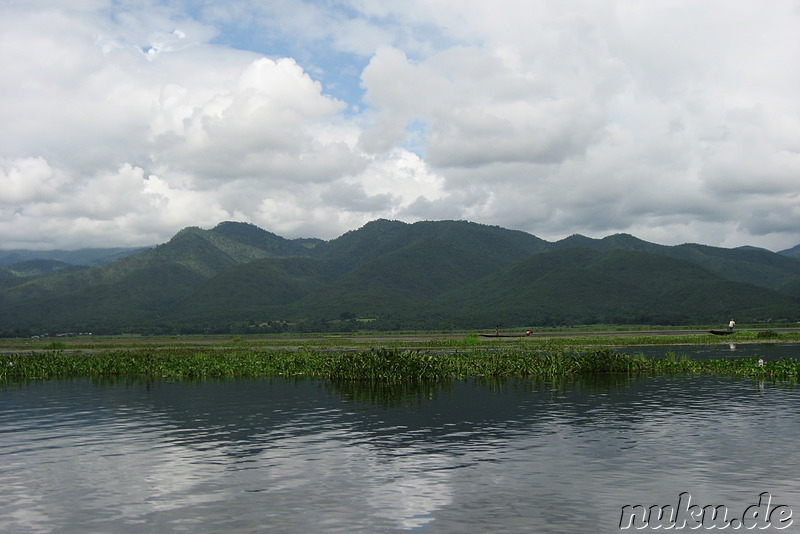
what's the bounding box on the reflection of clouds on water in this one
[0,484,50,533]
[0,411,234,532]
[365,452,455,529]
[3,376,800,532]
[240,424,456,530]
[426,375,800,531]
[0,380,460,532]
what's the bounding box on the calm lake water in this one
[2,365,799,532]
[617,342,800,361]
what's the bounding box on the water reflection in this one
[327,379,451,408]
[618,342,800,361]
[2,375,799,533]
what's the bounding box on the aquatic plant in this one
[756,329,780,339]
[2,345,798,383]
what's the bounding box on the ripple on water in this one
[1,375,799,533]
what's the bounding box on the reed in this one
[2,346,798,382]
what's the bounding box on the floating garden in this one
[2,335,798,382]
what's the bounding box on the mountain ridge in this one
[0,219,798,335]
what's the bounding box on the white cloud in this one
[0,157,63,204]
[0,0,798,251]
[150,56,360,185]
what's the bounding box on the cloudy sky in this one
[1,0,799,251]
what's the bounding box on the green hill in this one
[0,247,147,267]
[208,221,322,258]
[173,258,331,324]
[548,234,800,292]
[780,245,800,259]
[0,219,798,335]
[432,248,800,328]
[288,220,550,319]
[1,259,85,280]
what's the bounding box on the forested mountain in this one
[432,248,798,328]
[547,234,800,292]
[0,247,147,267]
[0,220,798,335]
[781,244,800,259]
[0,260,87,293]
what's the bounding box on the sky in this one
[1,0,799,252]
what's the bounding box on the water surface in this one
[618,342,800,361]
[1,375,798,532]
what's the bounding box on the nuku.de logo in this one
[619,492,793,530]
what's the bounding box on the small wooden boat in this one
[480,331,532,338]
[709,330,735,335]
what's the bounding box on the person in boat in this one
[727,319,735,332]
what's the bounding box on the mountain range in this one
[1,219,799,336]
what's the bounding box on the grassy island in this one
[2,328,799,382]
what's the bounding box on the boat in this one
[709,330,735,335]
[480,331,533,338]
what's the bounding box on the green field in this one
[2,327,799,382]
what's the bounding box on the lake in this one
[617,342,800,361]
[2,371,799,531]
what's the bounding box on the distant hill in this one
[285,221,546,321]
[1,259,85,278]
[0,220,798,335]
[547,234,800,291]
[207,221,322,258]
[0,247,148,267]
[780,245,800,259]
[431,248,800,328]
[0,260,88,294]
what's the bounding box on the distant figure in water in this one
[758,358,765,367]
[727,319,736,332]
[525,330,532,336]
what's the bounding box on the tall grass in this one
[2,347,798,382]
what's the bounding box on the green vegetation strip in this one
[3,328,798,353]
[2,347,798,382]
